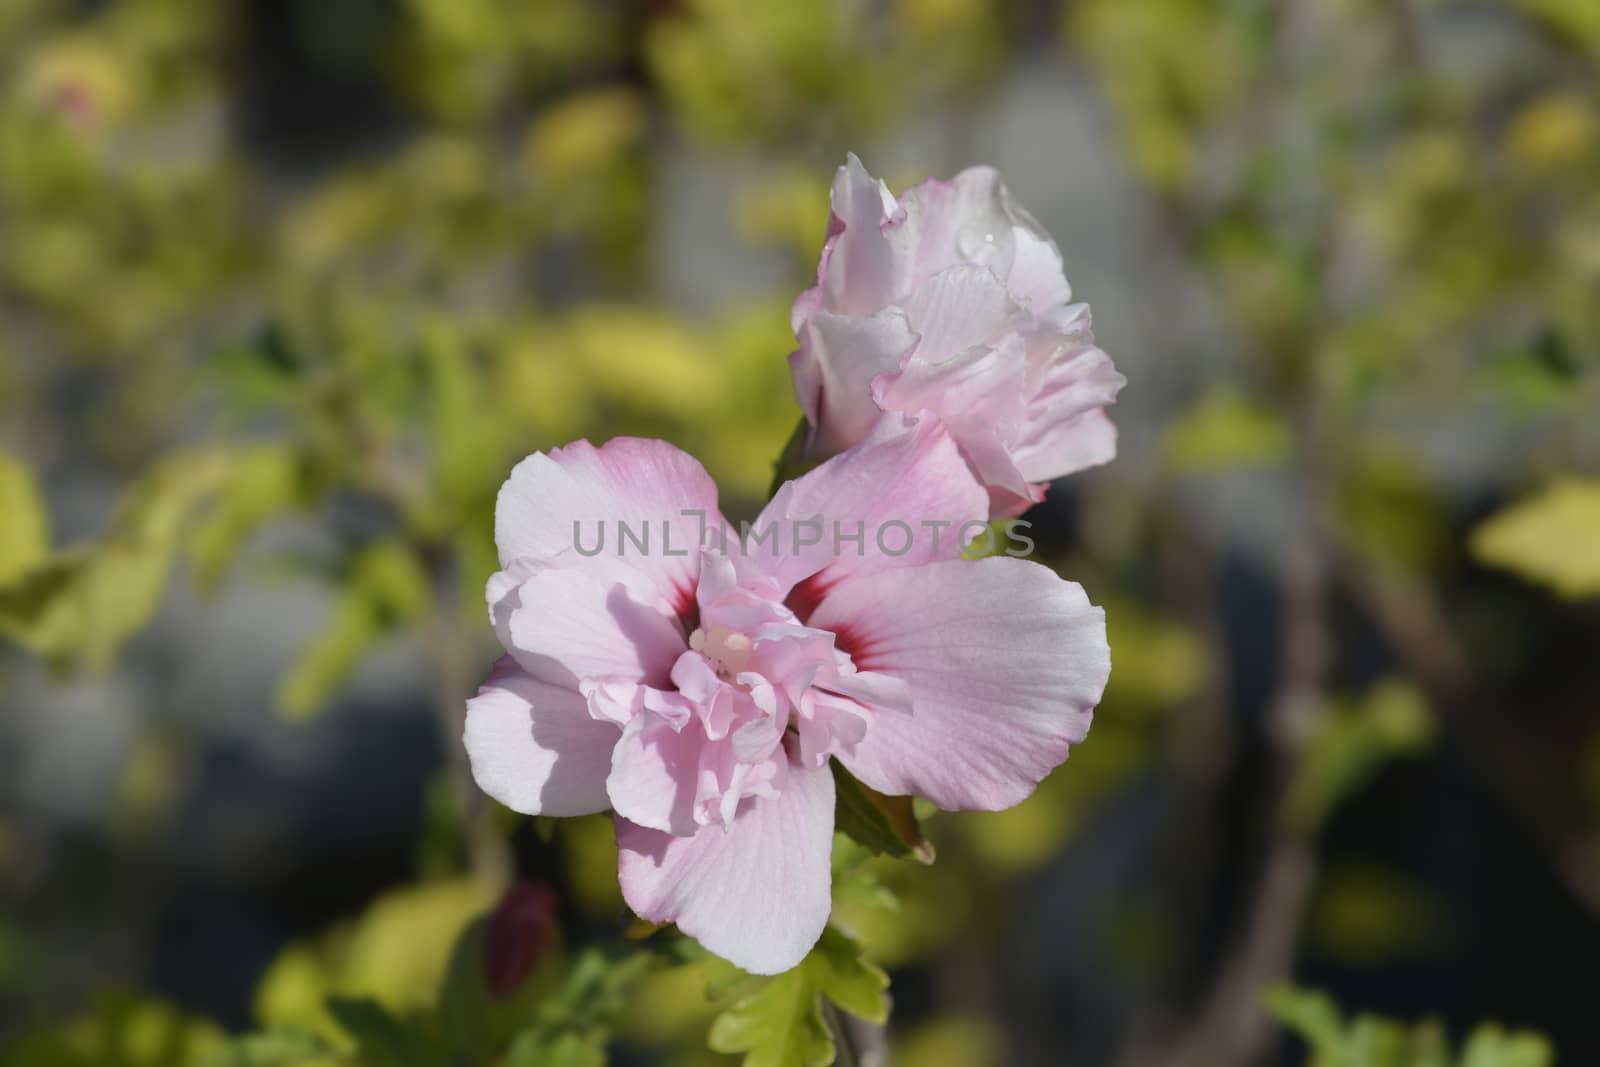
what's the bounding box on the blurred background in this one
[1,0,1598,1064]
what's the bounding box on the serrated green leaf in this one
[708,928,888,1067]
[803,928,888,1024]
[831,864,899,915]
[1470,479,1600,599]
[709,967,831,1067]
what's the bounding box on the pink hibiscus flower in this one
[465,413,1109,973]
[790,155,1127,516]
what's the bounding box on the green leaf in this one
[830,761,932,862]
[199,1026,339,1067]
[253,877,500,1040]
[708,927,888,1067]
[1282,679,1433,834]
[709,967,831,1067]
[0,450,231,668]
[1306,862,1445,967]
[275,542,431,719]
[1515,0,1600,55]
[1470,479,1600,599]
[419,322,505,520]
[1337,445,1447,571]
[0,992,227,1067]
[1264,985,1345,1058]
[0,449,48,585]
[1266,985,1555,1067]
[188,444,304,590]
[1458,1025,1555,1067]
[503,1030,608,1067]
[434,914,557,1063]
[767,417,818,498]
[1161,388,1292,474]
[832,864,899,916]
[323,997,425,1067]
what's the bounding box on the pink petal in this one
[902,165,1015,283]
[494,437,722,616]
[608,710,702,836]
[463,657,620,816]
[875,334,1029,430]
[945,411,1036,504]
[1010,330,1126,483]
[812,558,1109,811]
[789,308,918,457]
[1007,222,1073,311]
[903,165,1072,311]
[1011,408,1119,485]
[820,153,907,316]
[616,760,835,975]
[751,412,987,599]
[503,568,685,689]
[900,264,1020,363]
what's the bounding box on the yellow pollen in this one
[689,625,753,678]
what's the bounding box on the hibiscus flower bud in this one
[789,155,1126,516]
[482,882,558,999]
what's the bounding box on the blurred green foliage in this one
[1283,680,1434,835]
[0,993,227,1067]
[2,0,1595,1064]
[1470,479,1600,599]
[1268,986,1554,1067]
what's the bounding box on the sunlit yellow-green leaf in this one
[1161,388,1292,474]
[525,88,646,180]
[254,877,500,1040]
[1515,0,1600,55]
[1103,598,1206,710]
[1470,480,1600,599]
[0,992,226,1067]
[1506,92,1595,172]
[892,1017,1002,1067]
[555,814,624,919]
[0,450,230,668]
[618,959,726,1045]
[0,450,49,584]
[734,167,832,257]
